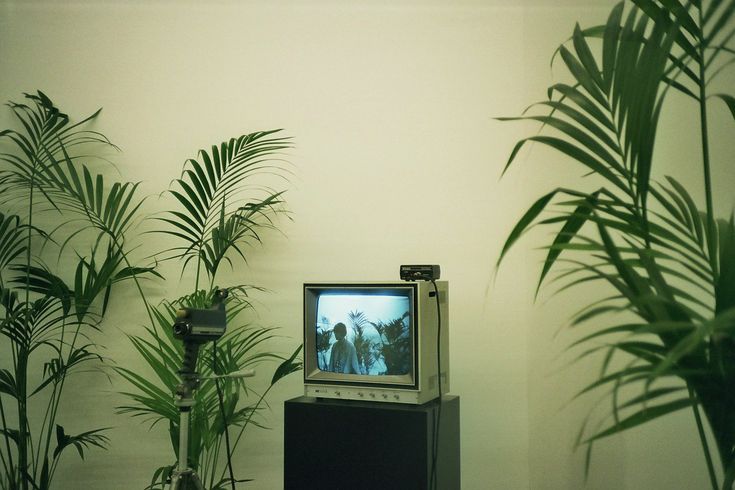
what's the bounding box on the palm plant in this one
[117,130,302,489]
[498,1,735,487]
[0,91,152,489]
[348,310,374,375]
[372,313,410,375]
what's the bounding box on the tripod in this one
[171,342,205,490]
[168,290,254,489]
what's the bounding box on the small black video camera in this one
[172,289,228,343]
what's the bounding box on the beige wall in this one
[1,1,731,488]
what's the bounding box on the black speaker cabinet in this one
[284,395,460,490]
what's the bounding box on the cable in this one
[213,340,236,490]
[429,279,443,490]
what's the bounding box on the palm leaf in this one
[497,189,565,266]
[715,216,735,313]
[32,345,102,396]
[713,93,735,121]
[0,369,18,399]
[587,398,694,442]
[0,92,112,207]
[41,152,144,245]
[271,345,303,385]
[537,192,600,292]
[0,213,26,273]
[157,131,291,280]
[52,425,110,461]
[499,1,735,486]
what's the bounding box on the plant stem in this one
[35,313,67,481]
[213,349,236,490]
[693,14,721,486]
[15,348,28,490]
[34,379,55,480]
[45,321,83,483]
[208,442,219,489]
[17,158,38,490]
[0,396,14,486]
[108,234,165,358]
[220,383,274,482]
[195,244,203,294]
[0,448,9,489]
[201,434,214,488]
[697,5,717,276]
[689,384,719,489]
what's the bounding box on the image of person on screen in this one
[328,322,361,374]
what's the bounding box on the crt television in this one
[303,281,448,404]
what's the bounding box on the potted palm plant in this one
[0,92,301,489]
[0,91,154,490]
[116,131,302,489]
[498,1,735,488]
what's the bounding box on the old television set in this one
[303,281,449,404]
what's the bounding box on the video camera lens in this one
[173,321,192,338]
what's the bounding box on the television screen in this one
[314,291,412,376]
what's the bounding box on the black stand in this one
[284,395,460,490]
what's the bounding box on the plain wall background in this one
[1,1,733,488]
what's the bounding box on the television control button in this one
[382,394,388,399]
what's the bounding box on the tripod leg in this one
[172,344,206,490]
[172,393,204,489]
[171,469,205,490]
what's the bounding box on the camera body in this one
[172,308,226,342]
[172,289,228,343]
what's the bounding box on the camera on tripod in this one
[172,288,228,343]
[168,289,229,489]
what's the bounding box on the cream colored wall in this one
[0,1,730,489]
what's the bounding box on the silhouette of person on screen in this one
[328,322,361,374]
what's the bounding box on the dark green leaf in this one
[716,216,735,313]
[588,398,693,442]
[559,46,609,109]
[538,192,600,293]
[53,425,110,461]
[602,2,625,90]
[572,23,605,90]
[497,190,558,267]
[271,345,303,386]
[713,93,735,121]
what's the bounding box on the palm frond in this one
[498,1,735,485]
[0,92,112,204]
[52,425,110,461]
[0,214,27,275]
[157,131,291,281]
[41,152,144,246]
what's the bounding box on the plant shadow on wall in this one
[0,91,158,490]
[0,92,302,490]
[497,1,735,489]
[114,132,303,489]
